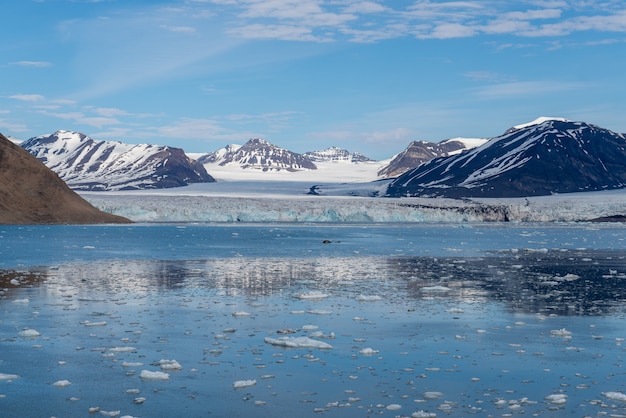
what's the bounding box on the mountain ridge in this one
[386,118,626,198]
[21,130,215,191]
[0,132,131,224]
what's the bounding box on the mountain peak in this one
[387,119,626,198]
[509,117,570,132]
[21,131,214,191]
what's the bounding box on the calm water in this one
[2,223,626,417]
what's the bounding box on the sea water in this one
[1,223,626,417]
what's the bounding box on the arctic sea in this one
[2,223,626,417]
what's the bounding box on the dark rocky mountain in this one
[386,118,626,198]
[199,138,317,171]
[303,146,373,163]
[0,133,131,224]
[378,137,486,178]
[21,130,215,191]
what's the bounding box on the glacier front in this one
[80,182,626,223]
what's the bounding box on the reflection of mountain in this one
[11,250,626,316]
[393,250,626,316]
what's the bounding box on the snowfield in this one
[81,180,626,223]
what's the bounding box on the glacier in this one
[81,182,626,223]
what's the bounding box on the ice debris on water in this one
[52,380,71,387]
[264,336,333,349]
[0,373,19,381]
[295,291,329,299]
[139,370,170,380]
[18,328,40,338]
[603,391,626,402]
[158,359,182,370]
[359,347,379,355]
[550,328,572,337]
[233,379,257,389]
[412,411,437,418]
[356,295,382,301]
[544,393,567,404]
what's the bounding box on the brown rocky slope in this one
[0,133,131,224]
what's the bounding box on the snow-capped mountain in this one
[303,146,373,163]
[386,118,626,198]
[0,133,129,224]
[198,138,317,172]
[378,137,487,178]
[21,130,215,191]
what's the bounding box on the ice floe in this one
[0,373,19,381]
[264,336,333,349]
[603,391,626,402]
[139,370,170,380]
[233,379,257,389]
[52,380,71,387]
[158,359,182,370]
[295,291,329,299]
[18,328,40,338]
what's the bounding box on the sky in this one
[1,0,626,160]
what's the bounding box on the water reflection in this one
[6,249,626,316]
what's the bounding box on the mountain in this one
[303,146,373,163]
[386,118,626,198]
[378,137,486,178]
[198,138,317,172]
[21,130,215,191]
[0,133,131,224]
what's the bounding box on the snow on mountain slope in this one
[21,130,214,191]
[198,138,315,172]
[303,146,373,163]
[197,141,388,182]
[387,119,626,198]
[378,137,487,178]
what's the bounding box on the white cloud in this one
[470,80,590,99]
[10,61,52,67]
[160,24,197,33]
[343,1,387,14]
[9,94,46,102]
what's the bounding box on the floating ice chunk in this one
[264,336,333,349]
[359,347,379,355]
[423,392,444,400]
[356,295,382,301]
[52,380,71,387]
[109,346,136,353]
[0,373,19,381]
[99,411,120,417]
[386,404,402,410]
[233,379,256,389]
[12,298,29,303]
[158,359,182,370]
[122,362,144,367]
[295,291,329,300]
[18,328,40,338]
[603,391,626,402]
[302,325,319,331]
[550,328,572,337]
[308,309,332,315]
[544,393,567,404]
[555,273,580,281]
[10,278,20,286]
[140,370,170,380]
[421,286,451,292]
[232,311,252,317]
[412,411,436,418]
[83,321,107,327]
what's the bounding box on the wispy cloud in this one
[9,94,46,102]
[10,61,52,67]
[193,1,626,42]
[470,80,590,99]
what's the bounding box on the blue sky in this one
[1,0,626,159]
